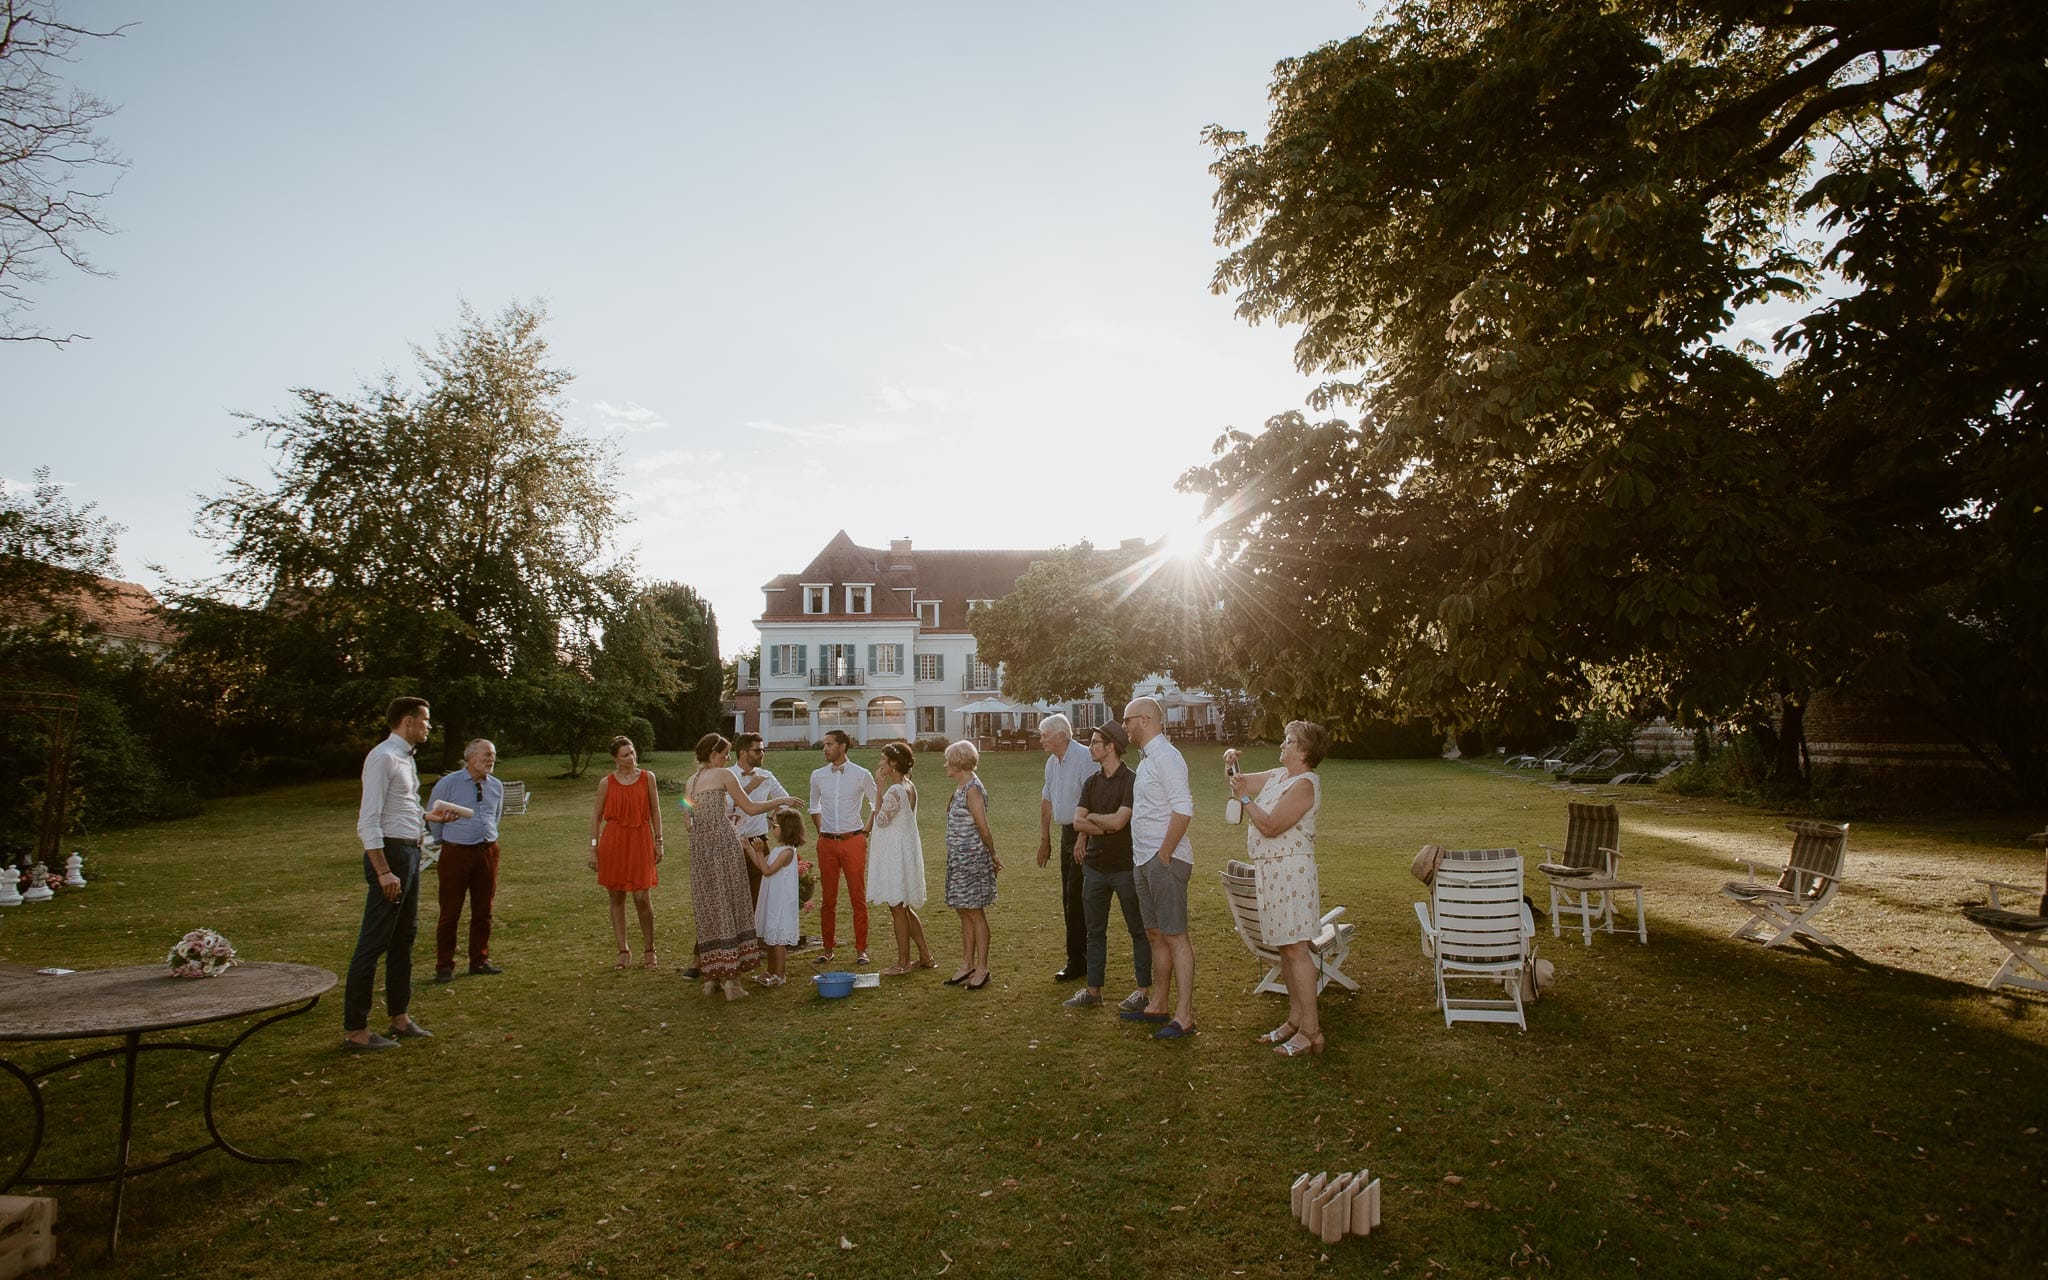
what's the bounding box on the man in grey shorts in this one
[1117,696,1197,1039]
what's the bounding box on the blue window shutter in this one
[769,646,781,677]
[867,644,877,674]
[894,644,905,673]
[936,654,945,681]
[798,644,808,676]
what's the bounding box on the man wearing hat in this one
[1060,717,1152,1012]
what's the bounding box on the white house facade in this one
[737,532,1222,747]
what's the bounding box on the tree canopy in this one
[1187,0,2046,790]
[0,464,120,624]
[968,542,1216,711]
[190,302,660,767]
[642,581,721,751]
[0,0,124,344]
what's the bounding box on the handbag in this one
[1409,843,1446,885]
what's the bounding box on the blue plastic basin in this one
[813,971,856,998]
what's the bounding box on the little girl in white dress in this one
[750,810,804,986]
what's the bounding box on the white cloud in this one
[877,383,957,413]
[1042,318,1206,368]
[583,399,671,434]
[743,419,923,448]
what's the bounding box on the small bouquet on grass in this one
[167,928,239,979]
[797,857,817,908]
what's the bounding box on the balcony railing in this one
[810,667,865,688]
[960,668,1000,692]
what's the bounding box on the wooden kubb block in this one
[0,1195,58,1280]
[1290,1171,1381,1241]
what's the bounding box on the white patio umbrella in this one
[955,697,1020,717]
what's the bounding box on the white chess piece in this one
[21,862,54,902]
[65,852,86,887]
[0,863,22,907]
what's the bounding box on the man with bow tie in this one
[809,729,878,966]
[346,696,462,1050]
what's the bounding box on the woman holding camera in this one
[1226,720,1331,1056]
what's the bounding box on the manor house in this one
[733,532,1218,747]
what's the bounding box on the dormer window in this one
[803,584,829,614]
[916,600,940,628]
[845,584,873,614]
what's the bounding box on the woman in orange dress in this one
[588,736,663,969]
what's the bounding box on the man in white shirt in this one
[346,696,461,1051]
[1118,696,1197,1040]
[808,729,877,965]
[1035,713,1095,982]
[730,733,790,909]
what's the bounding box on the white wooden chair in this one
[1413,847,1536,1030]
[1720,821,1849,948]
[1219,860,1359,996]
[500,780,530,816]
[1963,879,2048,994]
[1537,802,1647,945]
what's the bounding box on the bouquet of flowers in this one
[167,928,240,979]
[797,857,817,908]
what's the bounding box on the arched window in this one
[818,696,858,727]
[867,696,906,723]
[770,697,810,726]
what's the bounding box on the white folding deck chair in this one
[1220,860,1359,996]
[1720,821,1849,948]
[500,780,531,815]
[1536,801,1647,945]
[1963,878,2048,994]
[1413,847,1535,1029]
[1558,748,1624,780]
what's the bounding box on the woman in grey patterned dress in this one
[1225,720,1331,1056]
[942,740,1002,990]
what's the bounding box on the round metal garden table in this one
[0,961,336,1255]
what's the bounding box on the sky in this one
[4,1,1383,656]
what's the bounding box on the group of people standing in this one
[343,695,1334,1059]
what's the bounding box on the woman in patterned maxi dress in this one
[684,733,803,1000]
[1226,720,1332,1056]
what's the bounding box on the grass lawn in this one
[3,747,2046,1279]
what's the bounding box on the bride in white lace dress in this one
[865,742,934,976]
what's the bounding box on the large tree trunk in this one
[1770,689,1809,789]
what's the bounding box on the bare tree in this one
[0,0,126,346]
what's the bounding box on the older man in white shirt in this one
[1118,696,1198,1040]
[1035,713,1096,982]
[346,696,462,1051]
[809,729,877,965]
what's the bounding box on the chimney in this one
[1119,537,1146,551]
[890,538,913,553]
